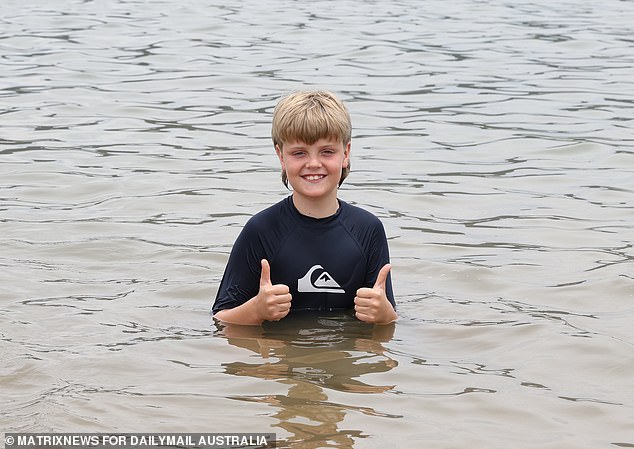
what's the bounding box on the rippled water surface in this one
[1,0,633,447]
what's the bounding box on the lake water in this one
[1,0,633,447]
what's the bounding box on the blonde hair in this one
[272,91,351,188]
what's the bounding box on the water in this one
[1,0,633,447]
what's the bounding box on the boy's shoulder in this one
[339,200,383,224]
[245,196,294,230]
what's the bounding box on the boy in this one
[212,91,397,325]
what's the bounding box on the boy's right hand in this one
[256,259,292,321]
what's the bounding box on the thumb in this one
[373,264,392,290]
[260,259,272,287]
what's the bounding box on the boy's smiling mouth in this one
[302,174,326,182]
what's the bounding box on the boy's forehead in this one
[283,137,344,147]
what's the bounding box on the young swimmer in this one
[213,91,397,325]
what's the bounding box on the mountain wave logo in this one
[297,265,345,293]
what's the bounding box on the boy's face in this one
[276,137,350,202]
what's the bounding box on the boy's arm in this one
[354,264,398,325]
[214,298,268,325]
[214,259,292,325]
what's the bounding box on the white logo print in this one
[298,264,345,293]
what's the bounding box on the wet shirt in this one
[213,196,395,314]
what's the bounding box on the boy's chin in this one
[292,185,333,196]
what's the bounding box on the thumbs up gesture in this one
[354,264,397,325]
[256,259,292,322]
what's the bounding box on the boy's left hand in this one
[354,264,397,325]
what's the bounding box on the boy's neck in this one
[292,193,339,219]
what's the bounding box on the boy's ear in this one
[275,144,285,167]
[343,142,351,168]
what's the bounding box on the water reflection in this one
[213,313,399,448]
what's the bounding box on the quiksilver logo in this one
[298,264,345,293]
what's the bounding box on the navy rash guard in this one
[213,196,395,315]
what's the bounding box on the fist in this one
[354,264,396,324]
[257,259,292,321]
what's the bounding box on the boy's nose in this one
[306,154,322,167]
